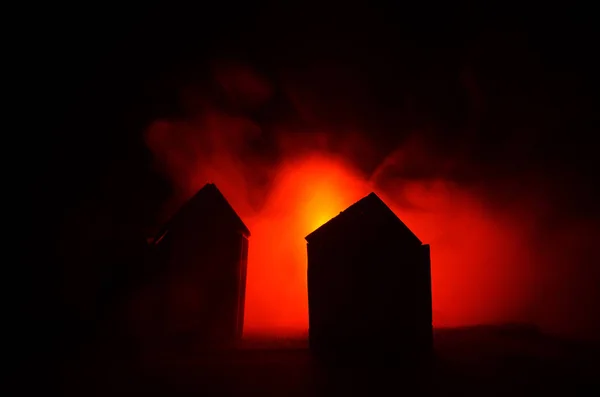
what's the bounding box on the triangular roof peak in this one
[152,183,250,244]
[305,192,422,245]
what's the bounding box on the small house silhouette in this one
[149,183,250,349]
[305,192,432,361]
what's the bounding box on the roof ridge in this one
[305,192,422,244]
[152,183,250,244]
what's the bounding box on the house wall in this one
[420,244,433,348]
[236,235,249,339]
[144,224,248,349]
[307,231,432,358]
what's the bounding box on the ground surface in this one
[59,326,598,396]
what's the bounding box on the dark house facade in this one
[147,183,250,349]
[305,192,432,360]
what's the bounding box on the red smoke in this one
[145,62,600,341]
[243,154,370,334]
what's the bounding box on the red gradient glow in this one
[242,155,370,333]
[145,118,540,335]
[143,63,600,341]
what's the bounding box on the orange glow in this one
[143,64,599,341]
[242,155,370,334]
[146,116,537,336]
[240,162,538,334]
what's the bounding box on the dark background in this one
[18,0,598,377]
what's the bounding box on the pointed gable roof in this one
[153,183,250,244]
[305,192,422,246]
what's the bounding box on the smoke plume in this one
[145,60,600,342]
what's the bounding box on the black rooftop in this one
[153,183,250,244]
[305,192,422,245]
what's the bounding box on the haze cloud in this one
[144,60,600,341]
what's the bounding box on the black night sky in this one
[19,1,599,392]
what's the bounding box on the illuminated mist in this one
[145,61,600,341]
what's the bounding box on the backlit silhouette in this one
[305,192,432,361]
[148,183,250,349]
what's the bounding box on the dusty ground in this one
[58,326,598,396]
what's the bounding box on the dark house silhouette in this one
[147,183,250,349]
[305,192,432,361]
